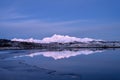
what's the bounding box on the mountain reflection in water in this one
[1,48,120,80]
[14,49,104,60]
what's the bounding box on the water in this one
[0,49,120,80]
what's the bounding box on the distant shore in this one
[0,39,120,50]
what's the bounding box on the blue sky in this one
[0,0,120,40]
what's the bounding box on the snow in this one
[11,34,102,43]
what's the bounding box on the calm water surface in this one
[0,49,120,80]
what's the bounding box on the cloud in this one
[0,18,90,38]
[0,1,89,27]
[0,5,28,20]
[0,1,93,32]
[0,19,87,28]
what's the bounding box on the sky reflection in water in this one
[4,49,120,80]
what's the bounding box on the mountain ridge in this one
[0,39,120,50]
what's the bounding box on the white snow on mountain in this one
[11,34,102,43]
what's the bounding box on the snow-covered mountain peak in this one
[12,34,102,43]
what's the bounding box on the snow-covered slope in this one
[11,34,102,43]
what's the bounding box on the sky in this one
[0,0,120,40]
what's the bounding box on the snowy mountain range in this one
[0,34,120,50]
[11,34,102,43]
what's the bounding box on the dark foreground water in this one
[0,49,120,80]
